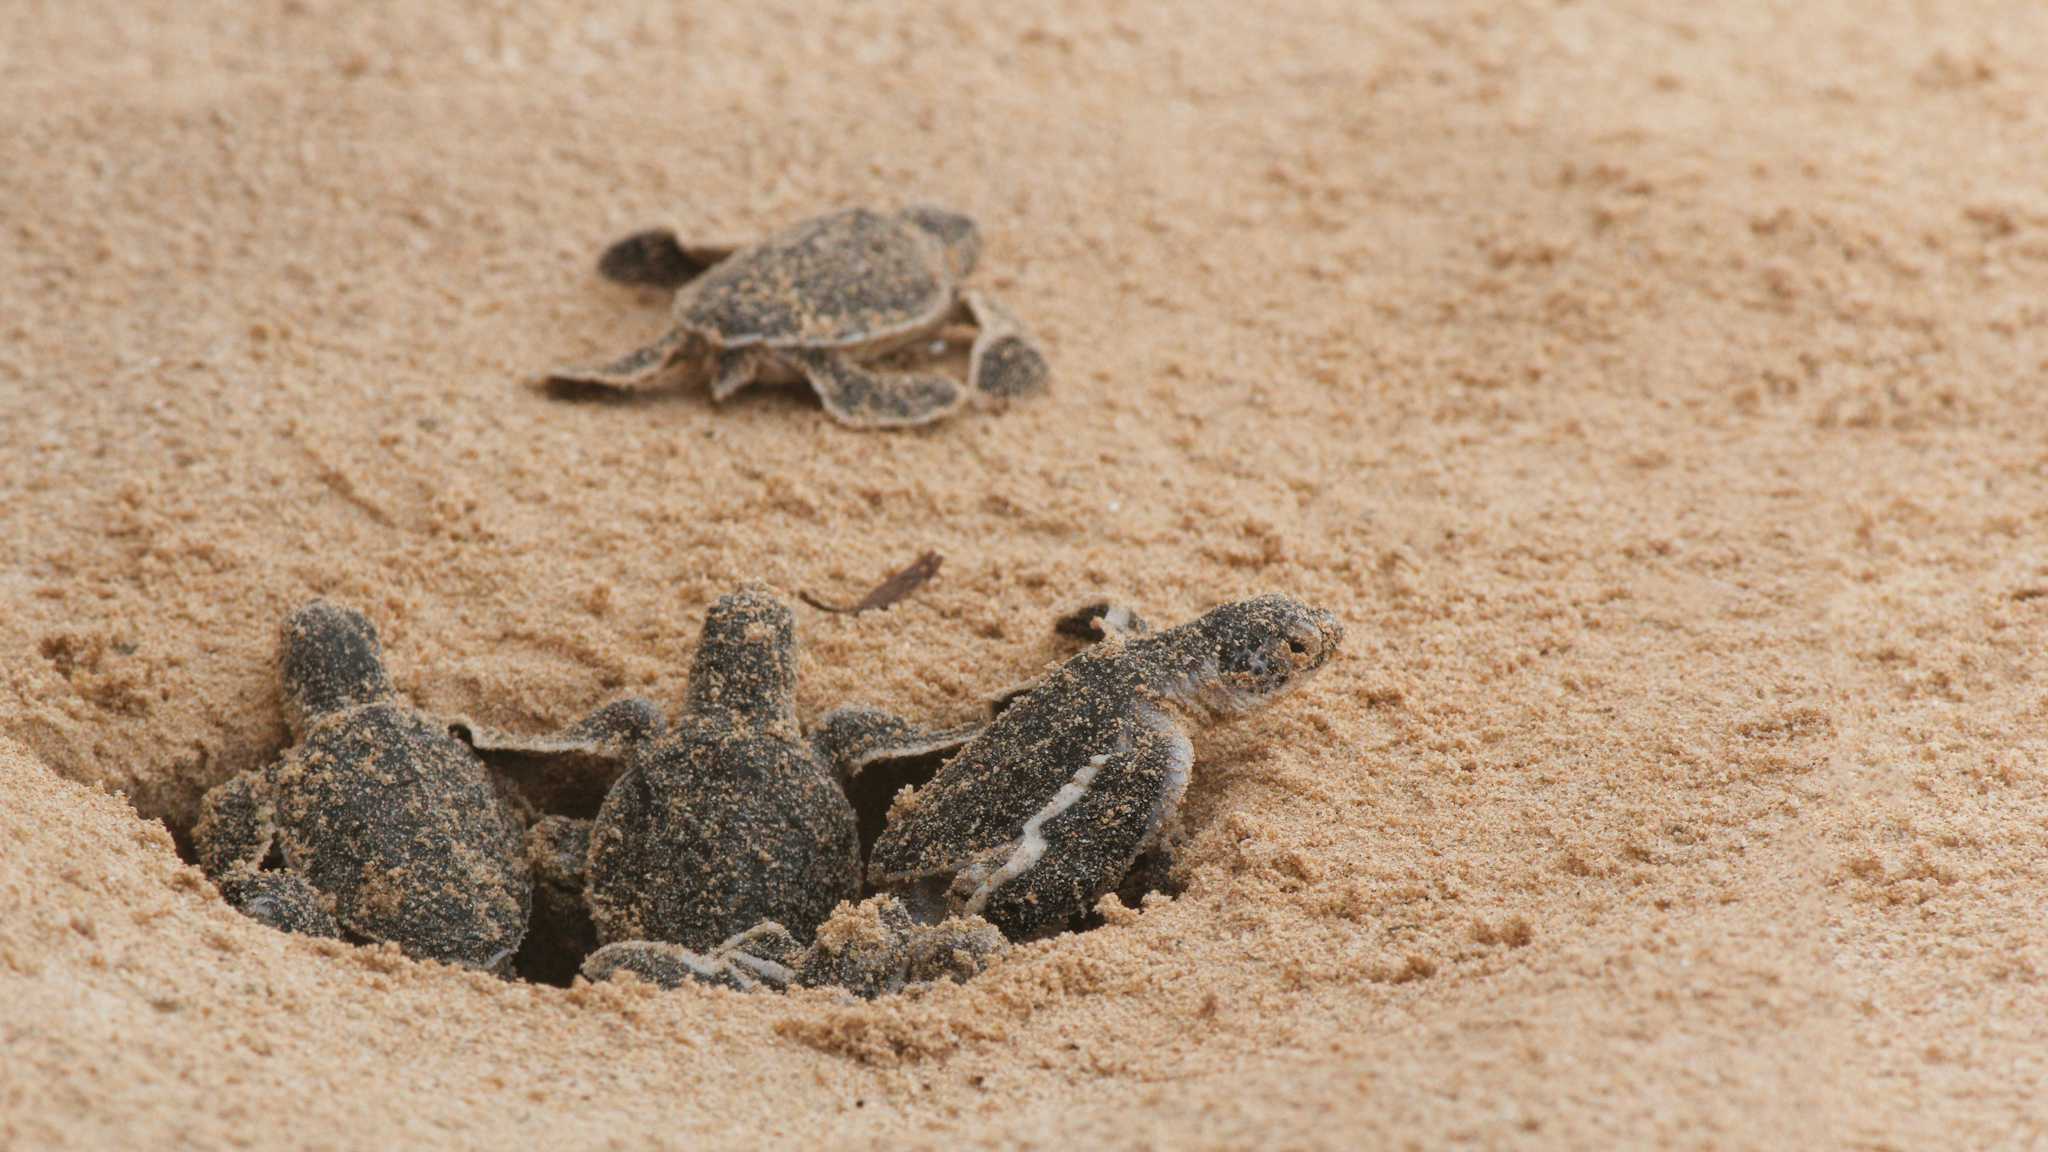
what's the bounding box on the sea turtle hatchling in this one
[191,602,533,970]
[870,595,1344,940]
[547,206,1050,428]
[584,586,978,954]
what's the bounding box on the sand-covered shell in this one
[192,602,532,970]
[584,589,861,951]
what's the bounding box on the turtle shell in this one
[585,722,862,951]
[869,652,1145,884]
[268,703,532,968]
[672,208,955,351]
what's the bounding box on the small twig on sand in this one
[799,552,943,615]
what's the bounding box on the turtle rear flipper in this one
[547,327,699,393]
[582,940,757,992]
[454,697,662,817]
[963,291,1050,399]
[811,707,981,785]
[708,349,762,402]
[786,348,966,429]
[192,767,278,879]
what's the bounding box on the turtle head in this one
[1164,595,1342,718]
[902,205,981,280]
[686,586,799,735]
[281,600,393,736]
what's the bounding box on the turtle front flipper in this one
[1052,599,1152,643]
[596,228,736,289]
[784,348,966,430]
[547,327,698,393]
[960,704,1193,939]
[985,600,1152,717]
[457,697,665,760]
[192,767,279,879]
[814,707,984,864]
[454,697,663,816]
[216,868,341,939]
[810,706,982,786]
[963,291,1050,399]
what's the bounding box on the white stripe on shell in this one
[964,753,1109,914]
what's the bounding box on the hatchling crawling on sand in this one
[870,595,1344,940]
[548,206,1049,428]
[192,602,532,970]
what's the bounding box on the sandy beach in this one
[4,2,2046,1147]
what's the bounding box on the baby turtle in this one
[192,602,532,970]
[548,206,1050,428]
[870,595,1343,940]
[585,587,973,953]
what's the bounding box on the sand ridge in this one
[4,1,2047,1147]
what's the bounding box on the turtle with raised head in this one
[870,595,1344,940]
[191,602,532,970]
[584,586,978,954]
[548,206,1049,428]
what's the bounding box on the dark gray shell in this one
[585,725,861,951]
[867,650,1179,939]
[673,208,954,351]
[269,703,532,969]
[192,601,534,970]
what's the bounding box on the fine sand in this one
[5,2,2047,1148]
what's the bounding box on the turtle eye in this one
[1286,638,1308,656]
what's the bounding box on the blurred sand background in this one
[3,1,2046,1147]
